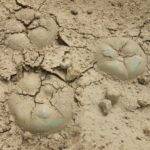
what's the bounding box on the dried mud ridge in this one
[0,0,150,149]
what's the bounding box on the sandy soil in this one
[0,0,150,149]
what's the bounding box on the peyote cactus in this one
[95,37,146,80]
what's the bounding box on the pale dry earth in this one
[0,0,150,150]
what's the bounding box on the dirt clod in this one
[99,99,112,116]
[143,127,150,137]
[106,87,121,105]
[71,10,78,15]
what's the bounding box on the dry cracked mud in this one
[0,0,150,150]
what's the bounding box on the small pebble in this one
[75,87,83,97]
[60,59,71,70]
[71,10,78,15]
[66,66,80,82]
[137,99,150,108]
[99,99,112,116]
[137,76,149,85]
[106,87,121,105]
[143,127,150,136]
[87,10,93,15]
[22,131,32,140]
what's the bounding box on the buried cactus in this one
[4,8,58,50]
[8,72,73,134]
[95,37,147,80]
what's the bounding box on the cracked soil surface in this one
[0,0,150,150]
